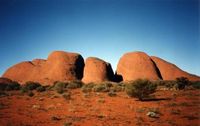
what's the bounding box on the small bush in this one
[20,87,28,93]
[36,86,46,92]
[56,88,64,94]
[110,84,125,92]
[0,82,21,91]
[155,80,178,90]
[0,84,7,91]
[46,85,53,91]
[175,77,189,90]
[165,81,177,89]
[54,82,68,94]
[81,83,96,93]
[125,79,157,101]
[93,83,110,92]
[62,92,71,100]
[108,90,117,97]
[5,82,21,91]
[67,81,83,89]
[154,80,165,86]
[191,81,200,89]
[27,91,34,97]
[24,81,41,90]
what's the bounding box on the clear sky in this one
[0,0,199,76]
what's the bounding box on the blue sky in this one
[0,0,199,76]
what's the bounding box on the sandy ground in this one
[0,89,200,126]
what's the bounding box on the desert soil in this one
[0,89,200,126]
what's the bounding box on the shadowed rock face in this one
[2,51,84,85]
[116,52,161,81]
[151,56,200,81]
[82,57,114,83]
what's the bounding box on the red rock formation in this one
[82,57,114,83]
[151,56,200,81]
[2,50,199,84]
[116,52,161,81]
[2,51,84,85]
[43,51,84,82]
[2,61,36,84]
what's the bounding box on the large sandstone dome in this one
[44,51,84,81]
[151,56,200,81]
[116,51,200,82]
[2,51,84,85]
[2,50,200,84]
[82,57,114,83]
[116,52,161,81]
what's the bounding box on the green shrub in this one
[54,82,67,88]
[125,79,157,101]
[0,84,7,91]
[0,82,21,91]
[5,82,21,91]
[154,80,165,86]
[46,85,53,91]
[56,88,64,94]
[67,81,83,89]
[175,77,189,90]
[191,81,200,89]
[93,83,110,92]
[36,86,46,92]
[24,81,41,90]
[164,80,177,89]
[108,90,117,97]
[27,91,34,97]
[110,84,125,92]
[21,87,28,93]
[155,80,177,90]
[81,83,96,93]
[54,82,68,94]
[20,87,28,93]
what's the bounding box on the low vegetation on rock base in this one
[1,77,200,101]
[0,82,20,91]
[125,79,157,101]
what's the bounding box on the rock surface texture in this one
[116,51,200,81]
[2,51,84,85]
[151,56,200,81]
[116,52,162,81]
[82,57,114,83]
[2,50,200,84]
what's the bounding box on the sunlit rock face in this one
[2,51,84,85]
[116,51,200,82]
[116,51,161,81]
[82,57,114,83]
[2,50,200,85]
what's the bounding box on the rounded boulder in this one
[82,57,114,83]
[116,51,161,81]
